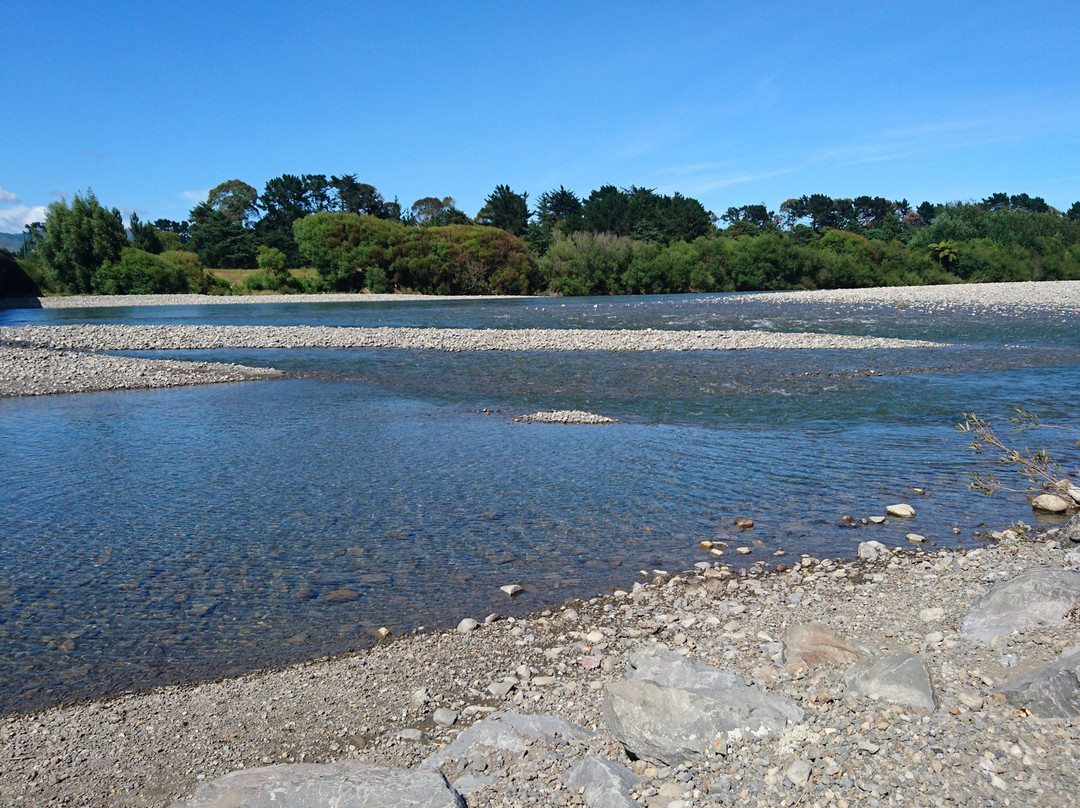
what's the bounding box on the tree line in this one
[6,175,1080,298]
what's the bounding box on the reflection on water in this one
[1,293,1079,714]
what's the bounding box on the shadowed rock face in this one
[959,566,1080,644]
[171,760,464,808]
[998,653,1080,718]
[603,647,803,765]
[843,650,937,711]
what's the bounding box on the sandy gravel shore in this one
[0,345,282,397]
[3,526,1080,807]
[0,324,944,354]
[3,280,1080,312]
[734,280,1080,311]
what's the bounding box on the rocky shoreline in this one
[3,513,1080,807]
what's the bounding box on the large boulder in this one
[562,754,639,808]
[998,653,1080,718]
[603,647,802,765]
[959,566,1080,644]
[843,650,936,710]
[170,760,464,808]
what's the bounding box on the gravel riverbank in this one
[0,346,282,397]
[0,324,944,354]
[3,522,1080,807]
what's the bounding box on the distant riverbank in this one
[4,279,1080,311]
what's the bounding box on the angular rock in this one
[843,650,936,710]
[858,540,887,561]
[1059,512,1080,545]
[171,760,464,808]
[421,712,595,772]
[563,754,640,808]
[886,503,915,518]
[782,622,865,671]
[998,654,1080,718]
[499,584,523,597]
[959,566,1080,644]
[604,647,802,764]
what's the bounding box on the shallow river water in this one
[2,293,1079,714]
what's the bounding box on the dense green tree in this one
[189,202,255,268]
[409,196,461,226]
[330,175,390,217]
[128,213,163,254]
[92,247,205,294]
[206,179,259,226]
[583,185,630,236]
[475,185,530,236]
[39,191,127,293]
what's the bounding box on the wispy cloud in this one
[181,189,209,203]
[0,186,18,204]
[82,149,104,162]
[49,189,68,200]
[0,204,48,233]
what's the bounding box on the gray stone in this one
[433,708,458,727]
[843,650,936,710]
[959,566,1080,643]
[786,759,812,786]
[1060,512,1080,546]
[563,754,640,808]
[421,712,595,772]
[998,653,1080,718]
[456,618,479,633]
[782,622,865,671]
[1032,493,1073,514]
[858,541,887,561]
[170,760,464,808]
[624,646,746,692]
[886,503,915,518]
[603,648,803,765]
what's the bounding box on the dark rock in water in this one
[355,573,391,585]
[603,646,802,765]
[188,601,217,618]
[291,583,317,600]
[321,588,360,603]
[959,566,1080,644]
[171,760,464,807]
[998,652,1080,718]
[563,754,640,808]
[485,550,517,565]
[843,650,936,710]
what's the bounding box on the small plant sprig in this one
[959,408,1079,497]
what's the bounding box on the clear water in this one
[2,293,1078,714]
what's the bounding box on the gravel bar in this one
[0,346,283,397]
[3,528,1080,807]
[734,279,1080,312]
[1,324,944,353]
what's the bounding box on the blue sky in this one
[3,2,1078,232]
